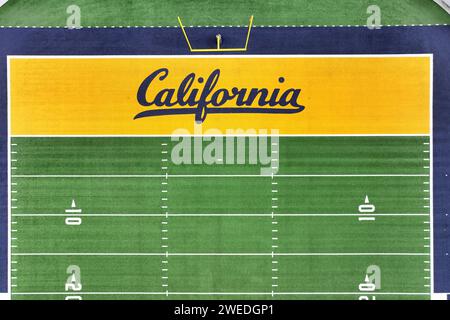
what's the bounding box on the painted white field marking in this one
[424,76,434,295]
[12,213,427,217]
[9,138,18,293]
[270,175,279,294]
[11,291,430,296]
[10,133,432,137]
[159,141,170,291]
[11,252,429,256]
[1,23,450,28]
[358,217,376,221]
[65,209,82,213]
[11,174,430,178]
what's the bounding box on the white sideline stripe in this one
[11,213,429,217]
[11,252,428,256]
[11,174,429,178]
[11,292,430,296]
[428,57,434,295]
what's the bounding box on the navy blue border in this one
[0,26,449,293]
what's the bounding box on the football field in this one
[9,135,432,300]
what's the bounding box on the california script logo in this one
[135,68,305,123]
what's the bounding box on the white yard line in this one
[10,213,429,217]
[11,174,430,178]
[11,291,430,296]
[11,252,429,256]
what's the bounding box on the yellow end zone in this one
[8,55,431,135]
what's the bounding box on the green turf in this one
[0,0,449,27]
[12,136,428,175]
[11,255,429,298]
[10,136,431,300]
[11,176,428,214]
[13,216,427,253]
[12,293,428,300]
